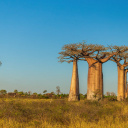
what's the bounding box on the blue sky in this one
[0,0,128,94]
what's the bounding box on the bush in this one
[104,96,117,101]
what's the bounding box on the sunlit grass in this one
[0,98,128,127]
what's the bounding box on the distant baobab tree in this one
[106,92,110,96]
[58,43,81,101]
[110,45,128,101]
[56,86,60,95]
[79,43,118,100]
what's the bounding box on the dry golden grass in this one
[0,98,128,128]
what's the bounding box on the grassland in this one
[0,98,128,128]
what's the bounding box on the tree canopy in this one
[58,43,82,63]
[110,45,128,67]
[58,42,122,64]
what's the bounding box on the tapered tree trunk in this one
[125,69,128,98]
[68,60,80,101]
[86,58,103,100]
[117,66,125,101]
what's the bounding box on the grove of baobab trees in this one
[58,42,128,101]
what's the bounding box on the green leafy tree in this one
[43,90,47,94]
[0,89,7,95]
[51,92,55,95]
[33,92,38,95]
[18,91,24,96]
[14,89,18,93]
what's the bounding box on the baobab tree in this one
[79,43,118,100]
[56,86,60,95]
[125,69,128,98]
[110,46,128,101]
[58,43,81,101]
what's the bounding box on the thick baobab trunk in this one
[87,64,95,100]
[86,58,103,100]
[95,62,103,99]
[68,60,80,101]
[125,69,128,98]
[117,66,125,101]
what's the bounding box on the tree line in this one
[0,89,117,101]
[0,87,69,99]
[58,42,128,101]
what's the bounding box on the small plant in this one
[93,89,102,100]
[106,96,117,101]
